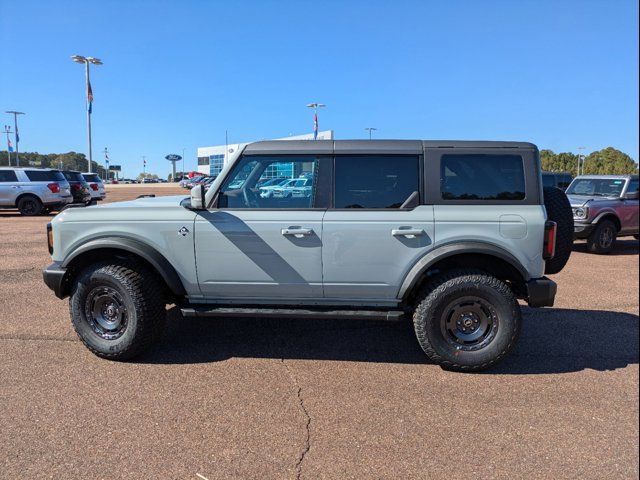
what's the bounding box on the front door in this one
[194,155,326,300]
[322,154,435,301]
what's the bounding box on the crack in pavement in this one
[280,358,311,480]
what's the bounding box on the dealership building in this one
[196,130,333,176]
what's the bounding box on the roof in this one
[575,174,638,179]
[0,166,59,171]
[243,139,538,156]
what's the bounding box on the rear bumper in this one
[526,277,557,308]
[42,262,68,299]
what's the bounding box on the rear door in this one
[322,145,434,301]
[620,178,639,233]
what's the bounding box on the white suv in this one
[0,167,72,215]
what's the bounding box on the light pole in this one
[577,146,585,175]
[5,111,24,166]
[3,125,12,166]
[306,103,325,139]
[71,55,103,173]
[365,127,377,140]
[182,148,186,179]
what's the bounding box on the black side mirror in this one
[624,191,639,200]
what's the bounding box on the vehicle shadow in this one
[141,306,639,374]
[572,239,639,256]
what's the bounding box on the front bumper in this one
[574,222,595,239]
[526,277,557,308]
[42,262,68,299]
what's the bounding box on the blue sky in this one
[1,0,638,177]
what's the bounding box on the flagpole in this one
[3,125,11,166]
[5,111,24,166]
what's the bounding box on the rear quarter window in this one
[0,170,18,182]
[83,173,102,183]
[441,154,526,201]
[25,170,66,182]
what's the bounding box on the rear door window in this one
[0,170,18,182]
[25,170,66,182]
[333,155,419,209]
[441,154,526,201]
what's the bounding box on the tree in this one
[0,150,107,178]
[137,172,158,181]
[583,147,639,175]
[540,149,581,176]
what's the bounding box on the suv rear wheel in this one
[17,195,43,216]
[413,270,521,372]
[70,261,166,360]
[587,219,617,254]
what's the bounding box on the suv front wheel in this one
[413,270,521,372]
[70,261,166,360]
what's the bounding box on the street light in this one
[365,127,377,140]
[5,111,24,166]
[306,103,325,140]
[71,54,103,173]
[577,146,586,175]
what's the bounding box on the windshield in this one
[566,178,626,197]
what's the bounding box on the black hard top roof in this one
[244,139,538,155]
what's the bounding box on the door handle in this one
[281,227,314,237]
[392,228,424,237]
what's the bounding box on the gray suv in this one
[567,175,639,253]
[43,140,572,371]
[0,167,72,215]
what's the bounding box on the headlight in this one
[572,207,588,219]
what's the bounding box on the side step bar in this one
[180,306,406,322]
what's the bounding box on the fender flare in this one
[397,241,530,300]
[61,236,186,296]
[591,210,621,230]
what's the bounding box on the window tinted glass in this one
[558,175,572,190]
[218,156,318,209]
[83,173,102,183]
[62,171,85,182]
[542,174,555,188]
[627,179,639,194]
[25,170,66,182]
[566,178,626,197]
[0,170,18,182]
[334,155,419,209]
[441,154,525,201]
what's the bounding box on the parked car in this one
[258,178,290,198]
[43,140,573,371]
[271,178,313,198]
[0,167,72,215]
[542,171,573,191]
[61,171,92,205]
[566,175,639,253]
[81,173,107,204]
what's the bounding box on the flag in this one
[313,112,318,140]
[15,125,19,144]
[7,135,13,152]
[87,80,94,114]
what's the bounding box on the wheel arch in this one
[399,242,530,304]
[60,237,187,299]
[15,192,42,205]
[593,212,621,232]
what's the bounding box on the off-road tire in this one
[70,261,166,360]
[587,219,617,254]
[543,187,573,274]
[17,195,43,216]
[413,270,521,372]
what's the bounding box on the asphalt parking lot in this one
[1,184,638,479]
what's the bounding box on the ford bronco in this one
[43,140,573,371]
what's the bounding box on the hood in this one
[566,194,592,208]
[96,194,188,209]
[53,194,191,223]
